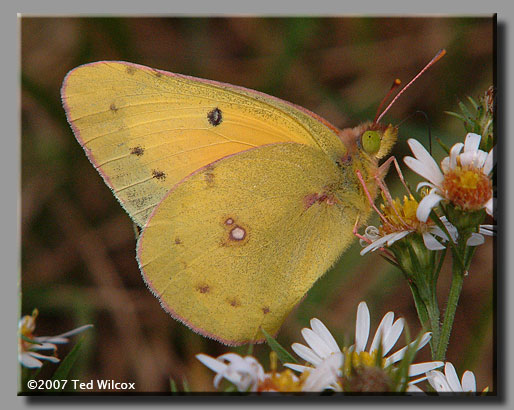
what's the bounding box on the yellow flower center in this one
[342,348,386,376]
[257,369,307,392]
[442,166,492,211]
[380,195,429,234]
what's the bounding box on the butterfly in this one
[61,51,444,345]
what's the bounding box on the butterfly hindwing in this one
[137,143,359,345]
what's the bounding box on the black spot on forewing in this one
[152,170,166,181]
[130,146,144,156]
[207,107,223,126]
[262,306,270,314]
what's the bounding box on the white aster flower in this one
[285,302,443,392]
[359,194,451,255]
[196,353,265,391]
[18,309,93,369]
[404,133,495,222]
[197,352,321,392]
[350,302,442,377]
[301,352,343,392]
[424,362,488,394]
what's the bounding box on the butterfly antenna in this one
[373,78,402,123]
[376,49,446,124]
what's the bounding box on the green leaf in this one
[466,95,479,110]
[458,101,472,119]
[169,378,178,393]
[182,377,191,392]
[444,110,467,122]
[245,343,254,356]
[50,338,84,386]
[435,137,451,155]
[261,328,298,364]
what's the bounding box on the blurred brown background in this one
[21,16,494,392]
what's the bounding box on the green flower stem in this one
[426,291,441,358]
[436,233,474,361]
[436,264,464,361]
[408,282,430,327]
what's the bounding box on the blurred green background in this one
[21,16,494,392]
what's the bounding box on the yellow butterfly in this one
[61,52,443,345]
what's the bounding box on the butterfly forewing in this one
[61,61,346,227]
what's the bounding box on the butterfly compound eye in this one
[361,130,381,154]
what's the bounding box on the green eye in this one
[361,130,381,154]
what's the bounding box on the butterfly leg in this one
[353,216,397,259]
[352,216,370,243]
[355,169,394,230]
[375,156,417,228]
[353,171,399,259]
[377,155,412,196]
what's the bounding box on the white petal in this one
[416,181,435,191]
[440,156,450,173]
[196,354,227,374]
[355,302,370,352]
[302,353,343,392]
[219,353,245,364]
[459,151,477,167]
[483,146,495,175]
[35,337,68,344]
[301,328,332,359]
[449,142,464,169]
[19,353,43,368]
[406,139,445,185]
[485,197,494,216]
[428,370,452,392]
[381,318,405,356]
[404,156,444,186]
[27,351,60,363]
[466,233,485,246]
[291,343,322,366]
[406,384,425,393]
[422,232,446,250]
[31,342,57,351]
[370,312,394,353]
[37,324,94,341]
[416,332,433,350]
[284,363,311,373]
[360,234,391,255]
[386,230,411,246]
[428,226,449,241]
[444,362,463,392]
[385,332,431,366]
[439,216,459,242]
[479,224,496,236]
[474,150,488,169]
[310,318,340,353]
[461,370,477,392]
[464,133,481,153]
[408,361,444,377]
[417,192,444,222]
